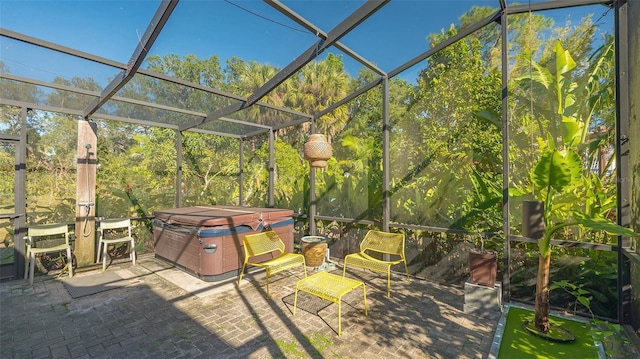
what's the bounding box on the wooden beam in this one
[75,120,98,266]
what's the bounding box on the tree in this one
[291,54,350,141]
[518,40,639,334]
[397,18,502,227]
[530,147,639,333]
[24,111,78,223]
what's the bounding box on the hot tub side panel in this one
[153,217,294,281]
[153,224,204,273]
[198,220,295,278]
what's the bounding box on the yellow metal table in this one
[293,271,367,335]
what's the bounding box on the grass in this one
[274,337,306,358]
[498,307,600,359]
[274,332,335,358]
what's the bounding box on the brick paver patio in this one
[1,254,500,358]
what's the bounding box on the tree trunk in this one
[534,253,551,333]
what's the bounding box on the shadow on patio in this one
[0,254,499,358]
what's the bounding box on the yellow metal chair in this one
[342,230,410,297]
[238,230,307,295]
[97,218,136,271]
[24,223,74,286]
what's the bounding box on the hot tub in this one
[153,205,294,282]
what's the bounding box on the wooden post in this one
[75,120,97,267]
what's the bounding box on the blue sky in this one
[1,0,614,87]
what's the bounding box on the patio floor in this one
[0,254,500,358]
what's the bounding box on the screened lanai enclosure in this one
[1,0,639,334]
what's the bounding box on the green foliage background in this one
[0,6,627,318]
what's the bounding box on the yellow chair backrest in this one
[243,231,285,258]
[360,230,404,256]
[99,218,131,230]
[28,223,70,248]
[98,218,132,238]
